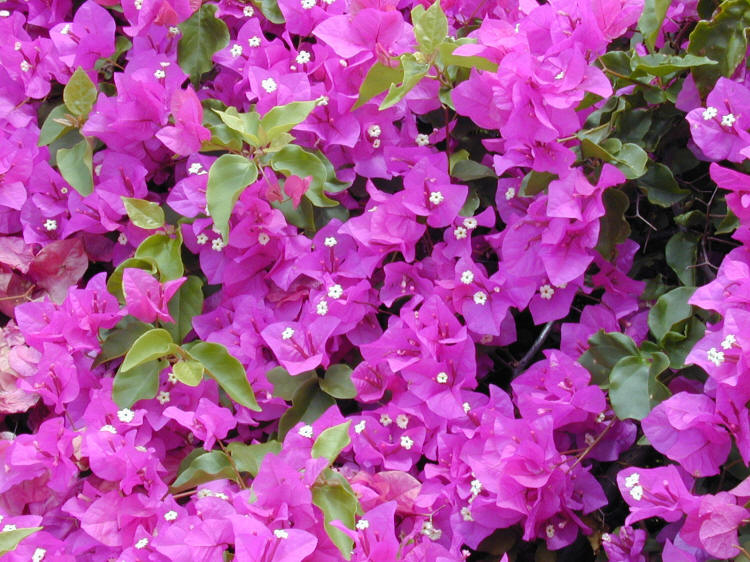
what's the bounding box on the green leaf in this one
[256,0,285,24]
[113,358,164,408]
[660,316,705,369]
[609,353,670,420]
[312,421,351,465]
[206,154,259,241]
[120,328,176,372]
[212,107,262,146]
[666,231,699,286]
[135,232,184,281]
[278,378,335,439]
[613,143,648,179]
[260,100,316,143]
[596,188,631,260]
[319,364,356,399]
[38,104,74,147]
[519,171,556,197]
[171,450,239,492]
[439,40,498,72]
[638,0,672,51]
[201,100,245,152]
[451,159,496,181]
[0,527,43,556]
[312,471,359,559]
[648,286,696,341]
[165,275,204,343]
[354,62,405,109]
[173,359,204,386]
[57,139,93,196]
[412,1,448,55]
[178,4,230,83]
[579,330,639,386]
[226,441,281,476]
[688,0,750,96]
[122,197,165,229]
[636,162,689,207]
[631,53,717,76]
[188,342,261,411]
[94,316,152,367]
[379,53,430,110]
[267,366,316,401]
[107,257,158,301]
[270,145,335,207]
[63,67,97,118]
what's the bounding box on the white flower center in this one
[328,284,343,299]
[324,236,337,247]
[300,0,315,8]
[354,420,366,434]
[624,472,640,488]
[117,408,135,423]
[463,217,478,229]
[396,414,409,429]
[460,270,474,284]
[372,138,381,148]
[421,521,442,540]
[707,347,725,366]
[261,77,277,93]
[134,0,143,9]
[400,435,414,450]
[367,124,382,138]
[356,518,369,530]
[298,424,314,438]
[164,510,178,521]
[20,61,31,72]
[243,5,254,16]
[2,524,16,532]
[505,187,516,200]
[721,113,736,127]
[316,300,328,316]
[196,233,208,245]
[296,50,311,64]
[415,133,430,146]
[100,424,117,434]
[168,26,180,36]
[380,413,392,426]
[545,525,555,538]
[258,232,270,246]
[157,391,171,404]
[230,44,243,58]
[134,538,148,549]
[473,291,487,305]
[462,402,471,413]
[721,334,737,349]
[32,548,47,562]
[429,191,444,205]
[211,238,225,251]
[274,529,289,539]
[539,284,554,300]
[702,106,718,120]
[44,219,57,231]
[248,36,261,47]
[454,226,468,239]
[436,372,448,384]
[282,327,295,340]
[629,484,644,501]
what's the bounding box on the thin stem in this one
[568,419,616,471]
[218,440,247,490]
[513,321,554,376]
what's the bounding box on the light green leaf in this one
[122,197,165,230]
[201,100,244,152]
[57,139,93,196]
[439,40,498,72]
[206,154,258,241]
[212,107,262,146]
[354,62,404,109]
[312,471,359,559]
[379,53,430,110]
[0,527,43,555]
[173,359,204,386]
[638,0,673,51]
[188,342,261,411]
[171,450,239,492]
[178,4,230,84]
[120,328,176,372]
[312,421,351,465]
[63,67,97,118]
[38,105,74,147]
[260,100,316,143]
[319,364,356,399]
[609,353,670,420]
[135,232,184,281]
[412,1,447,55]
[165,275,204,343]
[113,358,164,408]
[227,441,282,477]
[94,316,152,367]
[648,286,696,341]
[257,0,284,24]
[270,145,335,207]
[107,257,158,301]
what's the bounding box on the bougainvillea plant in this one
[1,0,750,559]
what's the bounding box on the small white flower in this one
[168,26,180,36]
[20,61,31,72]
[356,518,369,530]
[117,408,135,423]
[316,95,329,106]
[702,106,718,120]
[400,435,414,450]
[258,232,270,246]
[298,424,314,438]
[60,23,71,35]
[300,0,315,8]
[470,478,482,495]
[396,414,409,429]
[211,238,225,251]
[160,61,171,67]
[721,113,736,127]
[316,300,328,316]
[473,291,487,305]
[339,59,348,67]
[157,391,170,405]
[188,162,204,175]
[248,36,261,47]
[168,371,178,384]
[454,226,468,240]
[462,402,471,413]
[296,50,311,64]
[196,489,213,498]
[372,139,381,148]
[2,524,16,532]
[414,133,430,146]
[624,472,640,488]
[545,525,555,538]
[328,284,343,299]
[274,529,289,539]
[32,547,47,562]
[243,5,254,16]
[282,327,295,340]
[323,0,335,4]
[195,233,209,246]
[601,533,611,542]
[354,420,366,434]
[324,236,337,247]
[554,70,565,80]
[505,187,516,200]
[463,217,478,229]
[44,219,57,231]
[230,44,243,58]
[261,77,277,93]
[380,413,392,426]
[60,187,69,194]
[460,270,474,285]
[134,0,143,9]
[539,284,555,300]
[154,69,166,79]
[460,506,473,521]
[429,191,444,205]
[707,347,725,366]
[596,412,606,423]
[435,372,449,384]
[0,10,10,17]
[421,521,442,541]
[721,334,737,349]
[164,510,178,521]
[13,41,21,51]
[100,424,117,434]
[629,484,644,501]
[367,124,382,138]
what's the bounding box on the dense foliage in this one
[1,0,750,559]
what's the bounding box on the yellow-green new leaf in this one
[312,421,351,465]
[63,67,97,118]
[120,328,176,372]
[122,197,165,229]
[189,342,261,411]
[173,359,204,386]
[206,154,258,241]
[0,527,43,555]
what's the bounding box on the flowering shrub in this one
[1,0,750,559]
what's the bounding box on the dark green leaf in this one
[519,171,557,197]
[636,162,689,207]
[379,53,429,110]
[638,0,672,51]
[0,527,43,555]
[173,359,204,386]
[354,62,404,109]
[267,366,316,401]
[113,358,164,408]
[648,286,696,341]
[609,353,670,420]
[227,441,281,476]
[270,145,335,207]
[312,421,351,465]
[660,316,705,369]
[579,330,639,386]
[257,0,284,24]
[278,378,335,439]
[613,143,648,179]
[165,275,203,343]
[319,364,356,399]
[171,450,239,492]
[122,197,165,230]
[120,328,176,372]
[38,104,74,147]
[94,316,152,367]
[451,159,496,181]
[206,154,259,241]
[632,53,717,76]
[189,342,260,411]
[57,139,93,196]
[63,67,97,118]
[666,231,699,286]
[596,188,631,260]
[178,4,230,84]
[674,210,706,227]
[412,1,448,55]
